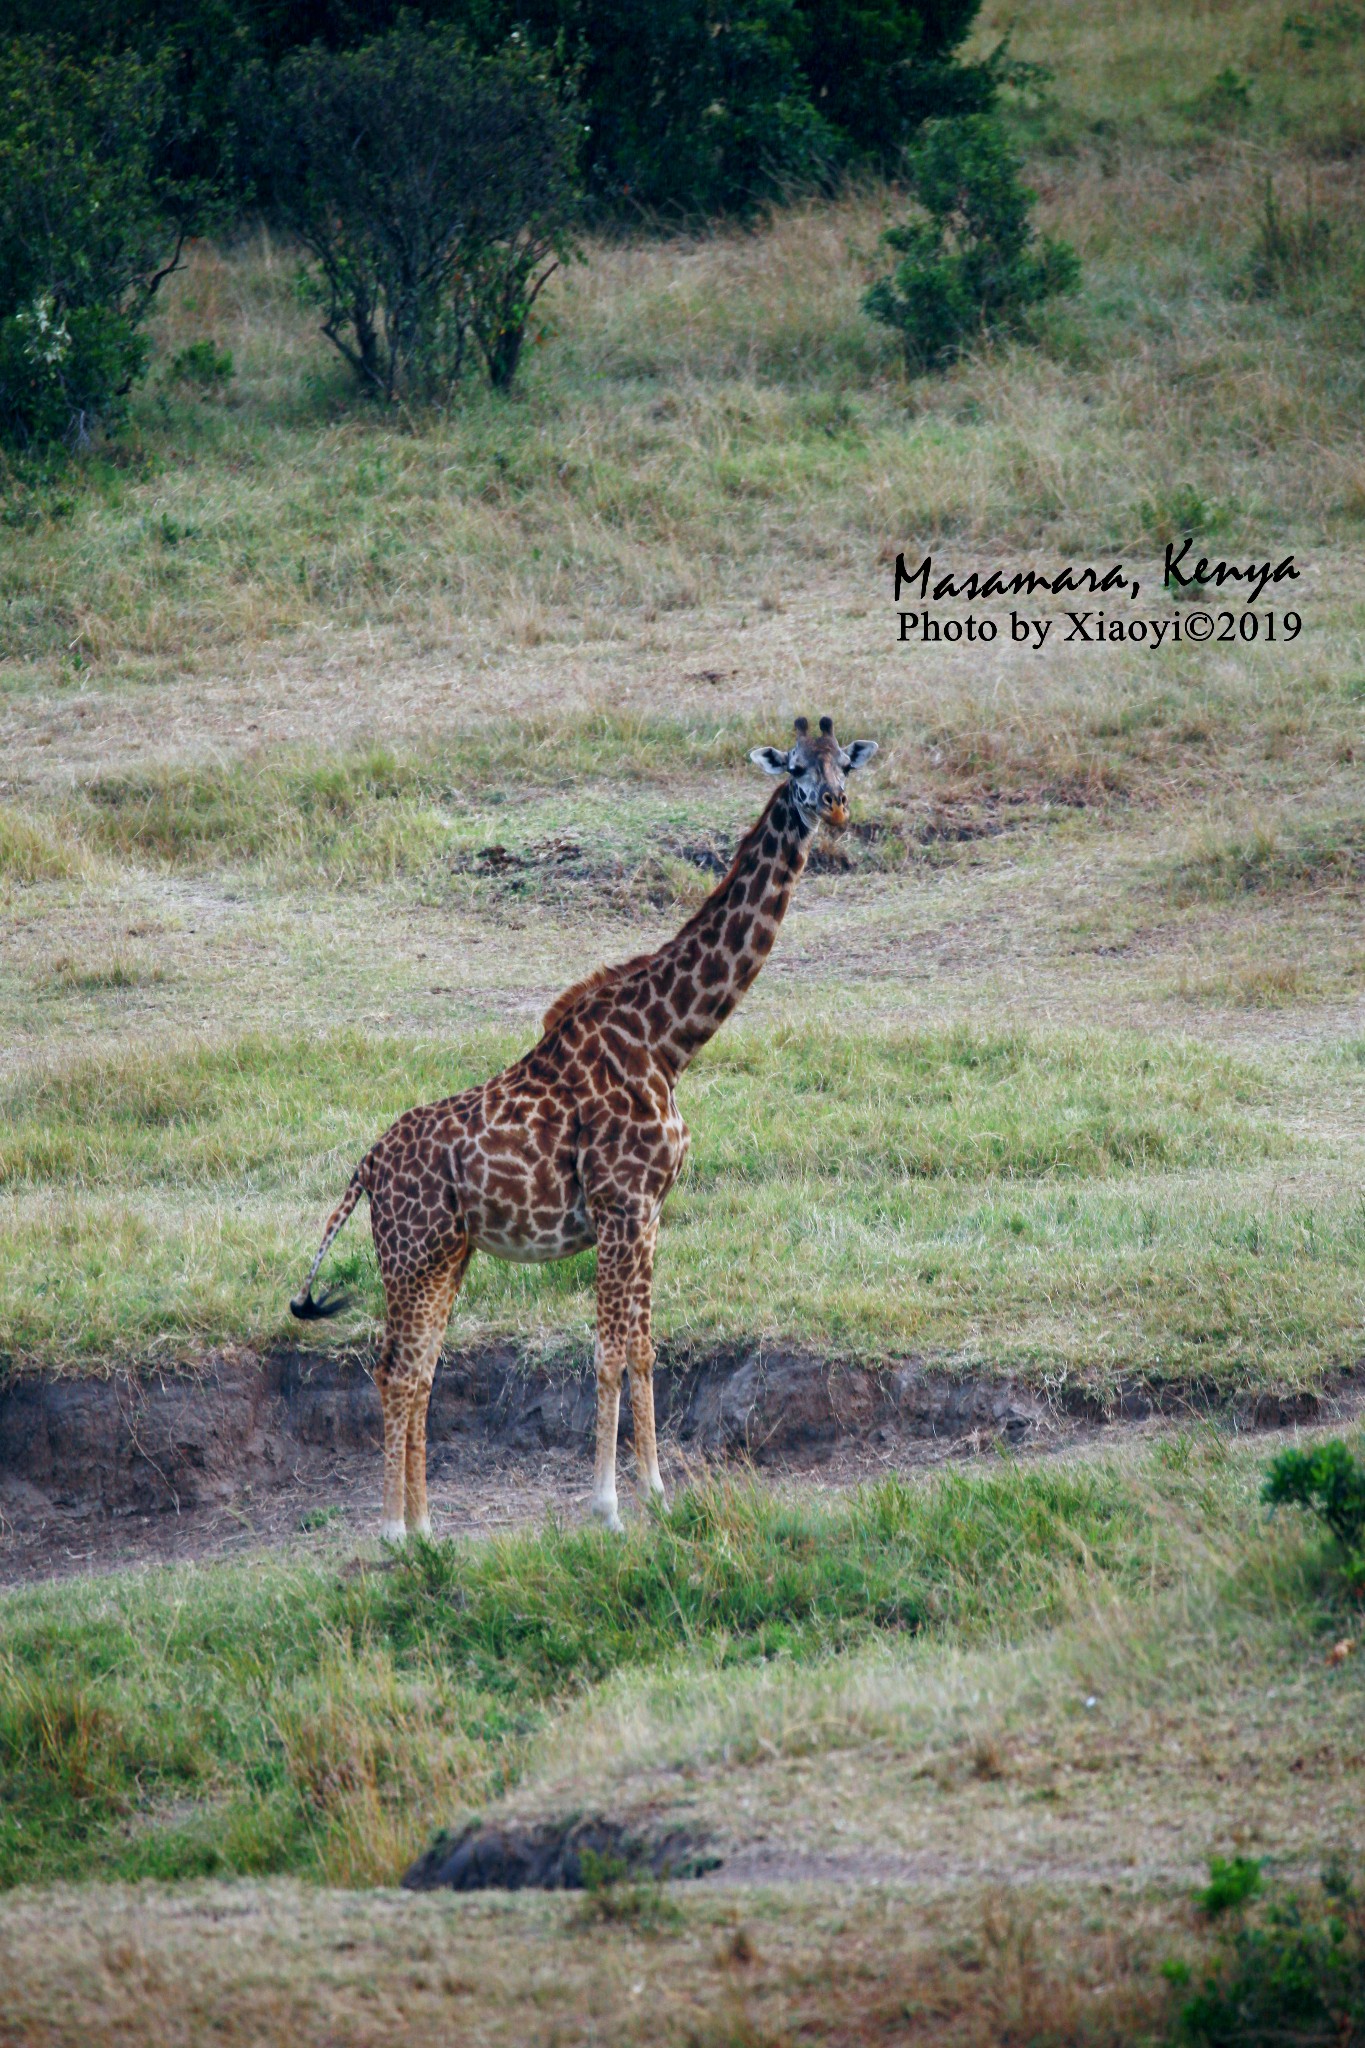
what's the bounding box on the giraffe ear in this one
[749,746,790,776]
[842,740,879,771]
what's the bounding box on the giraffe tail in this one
[291,1170,366,1320]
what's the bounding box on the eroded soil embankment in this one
[0,1341,1348,1528]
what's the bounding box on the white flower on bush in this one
[15,295,71,369]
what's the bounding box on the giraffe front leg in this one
[591,1220,660,1530]
[592,1334,625,1533]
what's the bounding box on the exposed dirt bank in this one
[1,1343,1357,1584]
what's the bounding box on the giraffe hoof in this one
[411,1516,433,1539]
[379,1519,407,1543]
[591,1501,625,1535]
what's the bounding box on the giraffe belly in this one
[473,1211,597,1265]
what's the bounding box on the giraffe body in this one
[292,718,877,1536]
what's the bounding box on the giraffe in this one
[290,716,878,1537]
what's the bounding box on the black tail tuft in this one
[290,1289,349,1321]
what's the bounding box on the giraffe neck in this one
[634,783,814,1075]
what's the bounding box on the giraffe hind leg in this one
[627,1220,665,1507]
[374,1242,470,1542]
[404,1390,432,1538]
[591,1218,660,1531]
[628,1339,665,1507]
[378,1373,415,1542]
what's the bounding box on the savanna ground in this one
[2,0,1365,2036]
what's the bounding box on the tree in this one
[0,42,189,447]
[473,0,993,217]
[864,114,1079,371]
[6,0,992,222]
[250,21,580,398]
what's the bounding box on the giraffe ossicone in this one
[291,717,878,1537]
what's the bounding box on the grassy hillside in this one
[0,0,1362,1383]
[2,0,1364,688]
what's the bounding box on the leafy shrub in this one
[572,1849,684,1932]
[0,43,188,447]
[168,339,234,391]
[1197,1856,1264,1917]
[1191,66,1254,124]
[1173,1868,1365,2046]
[1262,1438,1365,1593]
[1283,5,1364,51]
[1140,485,1224,545]
[244,21,580,397]
[864,114,1079,371]
[497,0,997,213]
[525,0,840,218]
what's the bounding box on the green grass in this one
[80,747,451,883]
[1165,814,1365,902]
[0,1456,1254,1889]
[3,1020,1346,1386]
[0,726,762,889]
[0,1023,1278,1191]
[3,1441,1361,1900]
[978,0,1365,157]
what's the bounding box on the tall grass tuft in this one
[0,804,90,884]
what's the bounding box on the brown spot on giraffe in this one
[290,717,878,1536]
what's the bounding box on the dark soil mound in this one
[402,1815,719,1892]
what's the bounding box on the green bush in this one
[167,339,234,392]
[0,42,187,447]
[1197,1856,1264,1918]
[1173,1869,1365,2046]
[1262,1438,1365,1593]
[864,113,1080,371]
[247,21,580,397]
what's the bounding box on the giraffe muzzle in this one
[821,796,850,832]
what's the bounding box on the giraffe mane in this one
[541,955,653,1033]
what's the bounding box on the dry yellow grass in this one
[0,1875,1186,2047]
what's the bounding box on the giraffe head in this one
[749,716,878,833]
